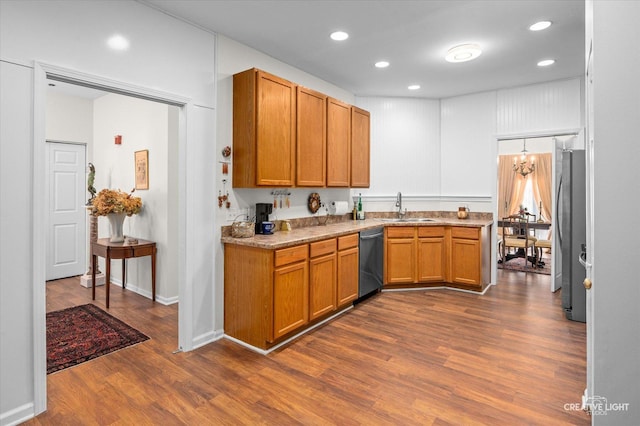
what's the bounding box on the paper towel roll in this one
[329,201,350,215]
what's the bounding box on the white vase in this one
[107,213,127,243]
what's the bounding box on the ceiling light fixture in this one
[445,43,482,63]
[529,21,552,31]
[107,34,130,51]
[408,85,420,90]
[330,31,349,41]
[375,61,390,68]
[513,139,535,178]
[537,59,555,67]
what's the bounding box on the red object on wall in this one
[115,135,122,145]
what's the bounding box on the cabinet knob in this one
[583,278,592,290]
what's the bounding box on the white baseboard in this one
[0,401,34,426]
[108,278,177,306]
[382,282,494,296]
[192,329,224,351]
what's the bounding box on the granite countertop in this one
[221,214,493,250]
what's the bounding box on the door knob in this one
[583,278,592,290]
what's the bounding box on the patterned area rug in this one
[498,254,551,275]
[47,304,149,374]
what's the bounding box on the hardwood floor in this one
[30,270,588,425]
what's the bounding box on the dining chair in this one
[501,213,538,270]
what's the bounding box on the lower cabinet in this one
[450,227,481,287]
[384,227,416,284]
[273,246,309,339]
[384,225,488,289]
[309,239,337,320]
[337,234,359,306]
[225,233,359,350]
[417,227,446,282]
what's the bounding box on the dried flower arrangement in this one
[91,188,142,216]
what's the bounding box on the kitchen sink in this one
[380,218,435,223]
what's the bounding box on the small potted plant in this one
[91,189,142,242]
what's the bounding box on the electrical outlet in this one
[226,208,248,221]
[226,208,239,221]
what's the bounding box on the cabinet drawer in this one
[386,227,415,238]
[310,238,337,258]
[338,233,359,251]
[418,226,445,238]
[451,227,480,240]
[275,245,308,267]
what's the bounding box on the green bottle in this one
[357,193,363,220]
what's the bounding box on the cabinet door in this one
[326,98,351,187]
[451,238,481,286]
[273,261,309,339]
[309,253,337,320]
[350,106,370,188]
[297,87,327,186]
[256,71,296,186]
[418,237,446,282]
[337,246,359,306]
[385,238,416,284]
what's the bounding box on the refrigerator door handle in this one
[556,176,563,245]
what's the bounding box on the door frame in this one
[494,129,581,292]
[32,62,192,414]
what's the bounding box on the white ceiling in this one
[143,0,585,99]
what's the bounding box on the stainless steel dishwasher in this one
[358,227,384,299]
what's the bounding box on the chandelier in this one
[513,139,535,177]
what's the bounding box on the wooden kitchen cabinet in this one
[233,68,296,187]
[326,97,351,187]
[417,227,446,282]
[450,227,482,287]
[337,233,359,306]
[309,239,337,320]
[350,106,370,188]
[384,227,416,284]
[297,86,327,187]
[273,245,310,340]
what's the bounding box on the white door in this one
[46,141,87,280]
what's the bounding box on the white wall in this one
[441,91,497,205]
[497,78,582,137]
[93,94,179,303]
[46,92,93,146]
[0,60,36,426]
[590,1,640,423]
[354,96,441,212]
[0,0,216,422]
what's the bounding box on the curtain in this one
[532,153,552,222]
[497,155,517,219]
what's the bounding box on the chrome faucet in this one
[396,192,407,218]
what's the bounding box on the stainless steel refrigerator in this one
[556,149,586,322]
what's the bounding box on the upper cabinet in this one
[351,106,370,188]
[233,68,296,187]
[326,97,351,187]
[233,68,369,188]
[297,86,327,187]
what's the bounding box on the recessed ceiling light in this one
[537,59,555,67]
[529,21,552,31]
[107,34,130,51]
[445,44,482,63]
[408,85,420,90]
[330,31,349,41]
[375,61,390,68]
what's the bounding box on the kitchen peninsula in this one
[222,213,492,352]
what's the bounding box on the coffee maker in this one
[255,203,273,234]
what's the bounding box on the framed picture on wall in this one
[134,150,149,190]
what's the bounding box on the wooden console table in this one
[91,238,157,308]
